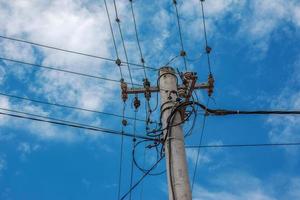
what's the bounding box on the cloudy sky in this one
[1,0,300,199]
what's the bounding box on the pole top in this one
[159,66,175,74]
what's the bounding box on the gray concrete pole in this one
[159,66,192,200]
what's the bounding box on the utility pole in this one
[159,66,191,200]
[122,66,213,200]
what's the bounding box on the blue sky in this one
[1,0,300,199]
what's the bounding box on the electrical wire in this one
[199,0,212,74]
[185,142,300,148]
[129,0,147,78]
[191,98,209,193]
[0,107,154,140]
[112,0,134,87]
[0,35,158,71]
[0,92,149,123]
[129,109,138,200]
[172,0,188,71]
[0,56,144,86]
[120,155,164,200]
[117,102,127,200]
[103,0,123,78]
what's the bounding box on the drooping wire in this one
[0,35,159,71]
[117,102,127,200]
[199,0,212,74]
[128,0,154,137]
[172,0,188,71]
[0,92,150,123]
[185,142,300,149]
[129,0,147,78]
[139,147,146,200]
[0,107,154,140]
[121,155,164,200]
[104,0,123,79]
[129,108,138,200]
[112,0,134,87]
[0,57,142,86]
[191,97,210,193]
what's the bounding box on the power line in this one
[0,92,150,123]
[121,155,164,200]
[0,35,159,71]
[172,0,188,71]
[191,98,209,192]
[185,142,300,149]
[0,56,142,86]
[112,0,134,87]
[117,102,127,200]
[0,108,154,141]
[103,0,123,79]
[129,110,138,200]
[129,0,147,78]
[191,101,300,116]
[199,0,212,74]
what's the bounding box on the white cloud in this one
[0,154,6,176]
[186,148,211,165]
[238,0,300,54]
[17,142,41,161]
[0,65,5,84]
[266,58,300,151]
[0,96,10,124]
[193,172,300,200]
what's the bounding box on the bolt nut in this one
[122,119,128,126]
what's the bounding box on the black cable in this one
[199,0,212,74]
[117,102,126,200]
[0,35,158,71]
[0,56,143,86]
[112,0,134,87]
[103,0,123,78]
[172,0,188,71]
[132,139,165,176]
[129,109,138,200]
[191,98,209,192]
[0,107,154,141]
[0,92,149,123]
[183,101,300,116]
[120,155,164,200]
[129,0,147,78]
[185,142,300,148]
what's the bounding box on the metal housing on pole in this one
[159,66,192,200]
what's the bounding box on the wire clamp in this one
[143,78,151,101]
[120,79,128,102]
[115,58,122,66]
[207,74,214,97]
[133,96,141,109]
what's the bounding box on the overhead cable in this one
[0,108,154,141]
[0,35,158,71]
[0,92,149,123]
[185,142,300,148]
[0,56,142,87]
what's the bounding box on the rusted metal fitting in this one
[180,50,186,57]
[207,74,214,96]
[183,72,197,80]
[122,119,128,126]
[178,88,186,98]
[115,58,122,66]
[120,79,128,102]
[143,78,151,101]
[133,96,141,109]
[206,46,212,54]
